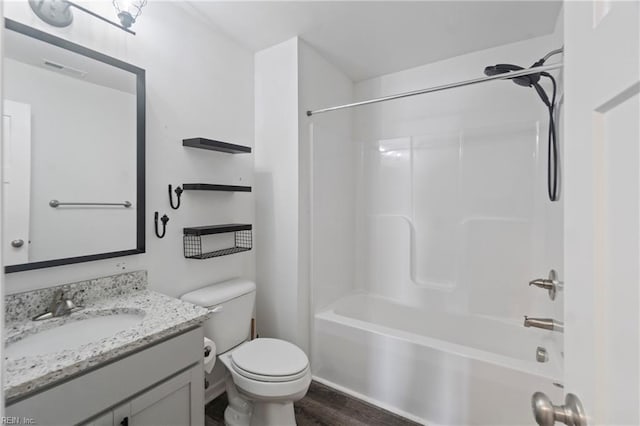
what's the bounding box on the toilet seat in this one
[230,338,309,383]
[231,362,309,382]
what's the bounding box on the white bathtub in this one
[313,293,563,425]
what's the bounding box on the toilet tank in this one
[181,278,256,354]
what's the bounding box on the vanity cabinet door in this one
[113,404,131,426]
[81,363,203,426]
[126,364,204,426]
[83,410,114,426]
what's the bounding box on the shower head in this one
[483,49,562,203]
[483,47,563,90]
[483,63,541,87]
[484,60,553,107]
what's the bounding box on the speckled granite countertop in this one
[4,271,209,402]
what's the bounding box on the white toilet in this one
[181,279,311,426]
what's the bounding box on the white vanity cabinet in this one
[6,328,205,426]
[85,364,201,426]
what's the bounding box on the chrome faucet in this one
[524,316,564,333]
[33,289,83,321]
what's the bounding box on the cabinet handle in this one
[120,417,129,426]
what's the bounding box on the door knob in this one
[532,392,587,426]
[11,239,24,248]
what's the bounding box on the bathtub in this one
[313,293,563,425]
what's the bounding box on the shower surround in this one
[309,28,564,425]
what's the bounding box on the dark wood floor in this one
[205,381,421,426]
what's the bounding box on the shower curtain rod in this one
[306,62,563,116]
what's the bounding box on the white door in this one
[2,100,31,265]
[561,1,640,425]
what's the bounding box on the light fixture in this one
[112,0,148,29]
[28,0,146,35]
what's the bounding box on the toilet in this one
[181,279,311,426]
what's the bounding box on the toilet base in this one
[250,401,295,426]
[224,405,252,426]
[224,375,252,426]
[224,400,296,426]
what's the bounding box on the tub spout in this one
[524,316,563,333]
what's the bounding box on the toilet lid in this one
[231,338,309,380]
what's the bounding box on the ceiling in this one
[182,1,562,82]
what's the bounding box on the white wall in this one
[4,1,255,297]
[254,38,300,345]
[254,38,354,352]
[350,32,564,324]
[5,58,136,262]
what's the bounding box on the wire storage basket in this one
[183,224,252,259]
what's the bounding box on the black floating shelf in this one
[183,138,251,154]
[184,224,252,259]
[183,183,252,192]
[184,223,252,236]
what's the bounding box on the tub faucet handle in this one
[529,270,559,300]
[529,279,554,289]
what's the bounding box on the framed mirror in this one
[3,19,145,273]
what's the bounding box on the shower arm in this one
[542,47,564,62]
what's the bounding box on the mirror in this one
[3,19,145,273]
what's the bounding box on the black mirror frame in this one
[4,18,145,273]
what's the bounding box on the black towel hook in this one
[154,211,169,238]
[168,184,183,210]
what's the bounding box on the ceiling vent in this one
[42,59,87,78]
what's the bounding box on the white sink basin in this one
[5,311,145,359]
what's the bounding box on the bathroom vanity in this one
[4,271,209,426]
